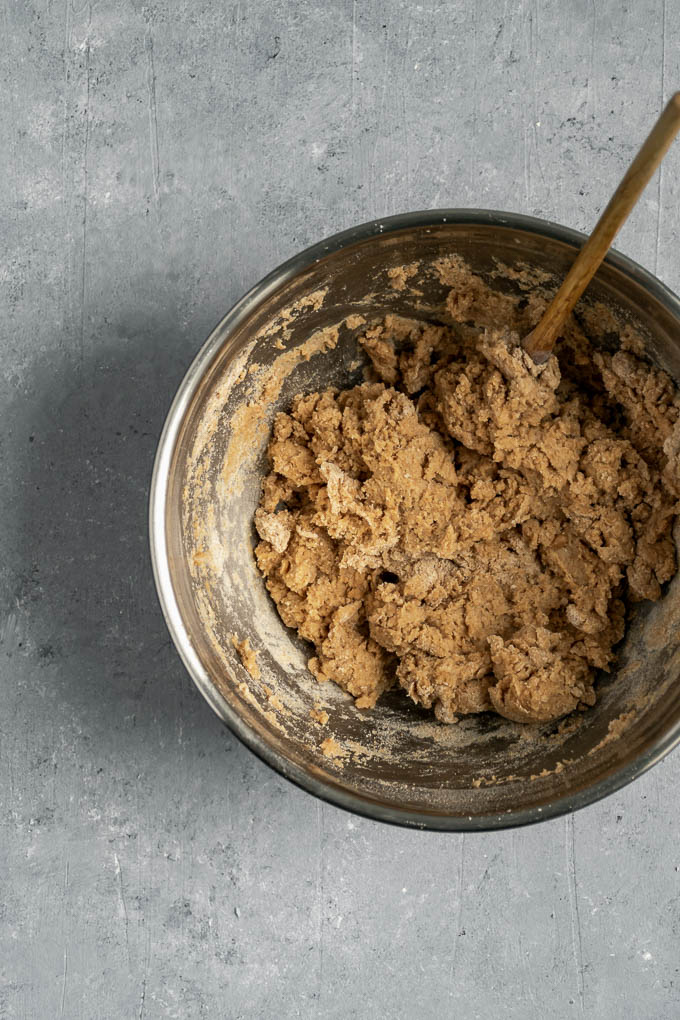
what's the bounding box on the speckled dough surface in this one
[254,260,680,724]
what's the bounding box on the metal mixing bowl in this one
[150,210,680,830]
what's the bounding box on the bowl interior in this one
[159,217,680,828]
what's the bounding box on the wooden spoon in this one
[523,92,680,364]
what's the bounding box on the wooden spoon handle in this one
[524,92,680,363]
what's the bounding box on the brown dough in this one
[254,271,680,724]
[231,635,261,681]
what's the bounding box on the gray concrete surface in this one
[2,1,680,1017]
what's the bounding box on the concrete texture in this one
[2,1,680,1016]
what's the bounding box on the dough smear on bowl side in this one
[253,269,680,724]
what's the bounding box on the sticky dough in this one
[253,266,680,724]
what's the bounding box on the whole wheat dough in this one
[254,264,680,724]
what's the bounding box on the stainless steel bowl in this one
[150,210,680,830]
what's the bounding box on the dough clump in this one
[254,273,680,724]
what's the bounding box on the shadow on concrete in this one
[13,320,233,762]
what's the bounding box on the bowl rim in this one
[149,208,680,831]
